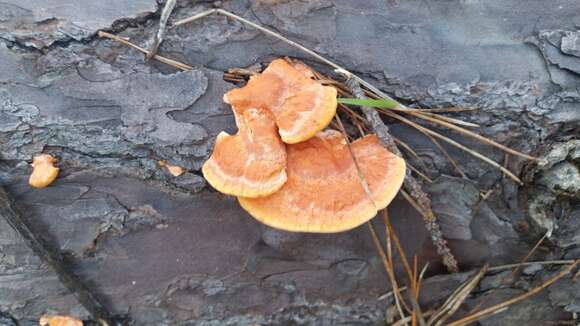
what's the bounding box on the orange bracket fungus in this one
[29,154,59,188]
[239,130,406,233]
[204,58,405,233]
[202,107,287,198]
[224,58,337,144]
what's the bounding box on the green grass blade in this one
[337,98,398,109]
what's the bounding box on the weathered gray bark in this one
[1,0,579,324]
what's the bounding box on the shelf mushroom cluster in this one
[203,59,406,233]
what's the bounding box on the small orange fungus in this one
[158,160,185,176]
[39,315,83,326]
[29,154,59,188]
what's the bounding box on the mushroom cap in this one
[202,107,287,198]
[224,59,337,144]
[238,130,406,233]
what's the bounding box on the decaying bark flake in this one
[343,77,459,273]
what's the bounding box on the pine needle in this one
[447,261,579,326]
[97,31,193,71]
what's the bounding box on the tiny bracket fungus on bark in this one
[39,315,83,326]
[204,58,405,233]
[224,58,337,144]
[29,154,59,188]
[158,160,186,177]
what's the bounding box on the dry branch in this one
[341,76,459,273]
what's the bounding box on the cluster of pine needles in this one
[98,7,580,325]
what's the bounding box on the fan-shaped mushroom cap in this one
[202,107,287,198]
[238,130,406,233]
[224,59,337,144]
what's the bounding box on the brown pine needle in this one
[334,115,374,204]
[447,261,579,326]
[429,265,488,326]
[378,260,573,302]
[416,262,429,300]
[414,111,480,128]
[384,212,427,326]
[487,260,575,272]
[392,138,432,178]
[394,311,435,326]
[97,31,193,71]
[573,269,580,282]
[506,231,549,283]
[415,126,467,179]
[172,8,218,27]
[393,137,421,161]
[467,231,550,315]
[404,110,536,161]
[380,110,523,184]
[385,211,414,286]
[368,221,410,324]
[373,104,480,128]
[362,93,535,162]
[418,107,479,113]
[413,255,419,296]
[407,163,433,184]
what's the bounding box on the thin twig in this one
[97,31,193,71]
[147,0,177,60]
